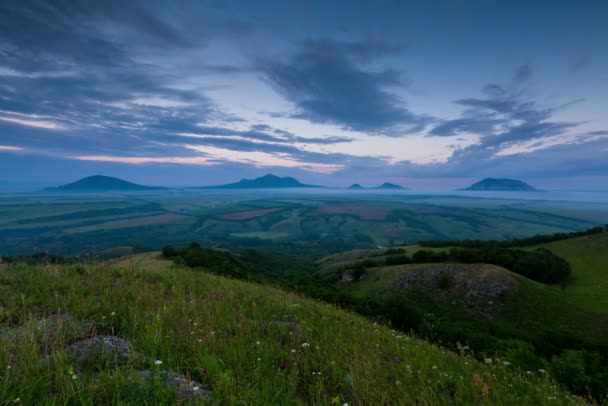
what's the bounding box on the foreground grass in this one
[0,255,581,404]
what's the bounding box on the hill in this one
[375,182,405,190]
[462,178,537,191]
[312,231,608,398]
[348,183,364,189]
[205,174,319,189]
[48,175,161,191]
[0,254,575,404]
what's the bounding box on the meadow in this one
[0,254,581,404]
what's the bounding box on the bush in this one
[550,350,591,395]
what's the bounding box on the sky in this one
[0,0,607,189]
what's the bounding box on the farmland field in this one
[0,189,603,256]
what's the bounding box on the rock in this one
[341,271,354,282]
[67,335,132,367]
[394,264,519,318]
[139,370,212,401]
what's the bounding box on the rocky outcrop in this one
[394,264,519,317]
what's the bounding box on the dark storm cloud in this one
[259,39,430,134]
[429,66,581,158]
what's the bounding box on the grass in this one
[0,254,579,404]
[230,231,288,240]
[534,232,608,312]
[318,232,608,348]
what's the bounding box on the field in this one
[0,255,578,404]
[0,190,601,256]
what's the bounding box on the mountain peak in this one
[462,178,537,191]
[375,182,405,190]
[48,175,159,191]
[206,174,319,189]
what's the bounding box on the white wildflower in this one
[301,343,310,348]
[154,360,163,365]
[485,358,493,364]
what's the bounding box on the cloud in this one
[0,145,23,151]
[429,66,582,161]
[259,39,429,134]
[513,64,533,82]
[72,155,218,166]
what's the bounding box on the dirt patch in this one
[216,208,283,220]
[309,204,391,220]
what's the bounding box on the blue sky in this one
[0,0,607,189]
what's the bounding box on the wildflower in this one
[484,358,493,364]
[503,361,511,366]
[538,369,546,374]
[154,360,163,365]
[291,349,296,353]
[72,374,78,380]
[526,371,533,375]
[256,341,260,345]
[257,357,261,361]
[13,399,20,404]
[193,386,200,392]
[110,312,116,316]
[301,343,310,348]
[343,403,349,406]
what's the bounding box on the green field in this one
[0,191,600,256]
[0,255,578,404]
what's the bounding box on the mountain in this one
[205,174,319,189]
[348,183,365,189]
[48,175,161,191]
[462,178,537,191]
[374,182,405,190]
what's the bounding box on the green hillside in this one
[0,255,577,404]
[312,232,608,399]
[534,231,608,312]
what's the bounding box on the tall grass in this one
[0,257,582,404]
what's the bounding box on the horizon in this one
[1,1,608,189]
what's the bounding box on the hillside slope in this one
[0,254,575,404]
[316,232,608,348]
[534,231,608,312]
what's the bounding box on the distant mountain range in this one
[348,182,406,190]
[46,175,162,191]
[202,174,320,189]
[462,178,537,191]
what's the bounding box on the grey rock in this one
[68,335,132,367]
[139,370,212,401]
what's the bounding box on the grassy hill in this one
[312,232,608,399]
[0,254,577,404]
[533,231,608,312]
